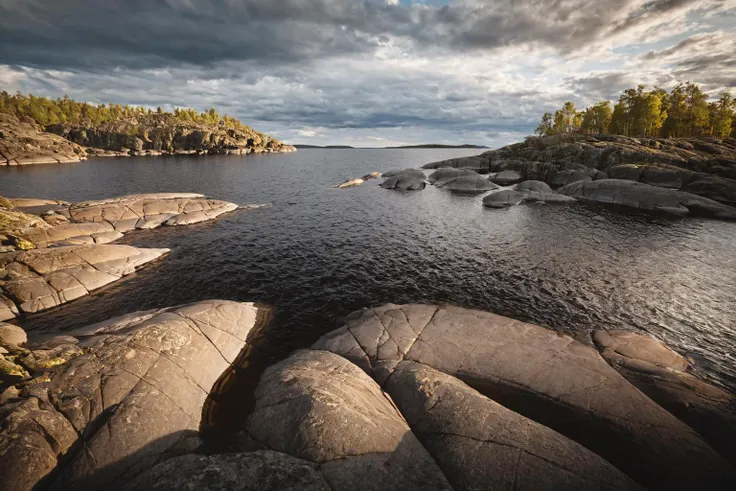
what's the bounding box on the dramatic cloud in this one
[0,0,734,146]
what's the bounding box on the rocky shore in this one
[373,133,736,221]
[0,113,295,166]
[0,193,262,320]
[1,301,734,490]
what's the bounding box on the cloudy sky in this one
[1,0,734,147]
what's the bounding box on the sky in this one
[0,0,735,147]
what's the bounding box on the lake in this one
[2,149,735,391]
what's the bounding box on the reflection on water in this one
[2,149,735,391]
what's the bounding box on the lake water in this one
[2,149,735,392]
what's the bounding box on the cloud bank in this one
[1,0,734,146]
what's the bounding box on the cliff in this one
[0,93,295,163]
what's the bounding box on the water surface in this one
[2,149,735,391]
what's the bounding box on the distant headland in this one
[0,92,295,165]
[293,143,488,149]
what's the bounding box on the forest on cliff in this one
[0,91,290,154]
[536,82,735,139]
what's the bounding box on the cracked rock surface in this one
[0,300,264,491]
[0,244,169,318]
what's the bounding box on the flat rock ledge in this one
[0,300,265,491]
[0,244,169,319]
[5,193,240,249]
[2,302,735,491]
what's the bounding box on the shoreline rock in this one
[1,301,734,490]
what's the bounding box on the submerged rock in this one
[0,244,169,317]
[380,170,426,190]
[0,300,266,491]
[558,179,736,220]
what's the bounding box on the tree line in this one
[0,91,258,135]
[535,83,735,139]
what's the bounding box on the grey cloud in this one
[0,0,722,71]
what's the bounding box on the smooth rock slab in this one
[594,330,736,466]
[558,179,736,220]
[436,173,499,193]
[0,244,169,317]
[0,322,27,346]
[386,361,643,490]
[379,170,427,191]
[314,304,736,490]
[0,300,265,491]
[483,189,576,208]
[490,169,524,186]
[244,349,453,491]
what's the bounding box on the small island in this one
[0,92,295,165]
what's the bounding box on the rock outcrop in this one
[0,113,87,166]
[0,244,169,318]
[1,193,240,250]
[593,330,736,466]
[434,173,498,193]
[0,300,266,491]
[483,188,576,208]
[380,170,426,190]
[2,302,735,490]
[558,179,736,220]
[424,134,736,210]
[313,304,736,490]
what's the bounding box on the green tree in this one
[709,93,734,137]
[535,112,555,135]
[581,101,612,134]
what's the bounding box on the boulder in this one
[594,331,736,466]
[379,170,426,191]
[0,300,265,491]
[490,169,524,186]
[558,179,736,220]
[244,349,453,491]
[314,304,736,490]
[0,323,27,346]
[513,180,553,193]
[427,168,477,186]
[381,169,425,179]
[0,295,19,322]
[0,244,169,317]
[123,451,332,491]
[482,189,576,208]
[436,173,499,193]
[422,155,491,172]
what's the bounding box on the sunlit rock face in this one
[0,300,265,491]
[2,302,735,491]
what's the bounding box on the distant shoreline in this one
[293,143,488,149]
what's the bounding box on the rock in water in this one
[0,300,266,491]
[593,330,736,466]
[381,168,425,179]
[482,189,576,208]
[489,169,523,186]
[332,178,364,189]
[558,179,736,220]
[513,180,553,193]
[436,173,499,193]
[427,168,477,185]
[0,244,169,317]
[313,304,736,490]
[379,170,426,190]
